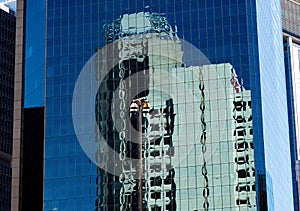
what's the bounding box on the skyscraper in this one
[0,2,15,210]
[281,0,300,210]
[12,1,45,210]
[14,0,294,210]
[283,36,300,211]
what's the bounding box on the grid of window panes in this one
[284,38,300,211]
[256,0,294,210]
[281,0,300,38]
[40,0,294,210]
[0,163,11,209]
[45,1,101,210]
[0,7,15,158]
[24,0,46,107]
[0,7,15,211]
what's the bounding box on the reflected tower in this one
[96,12,178,210]
[15,1,294,211]
[94,12,256,210]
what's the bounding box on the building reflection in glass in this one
[94,12,256,210]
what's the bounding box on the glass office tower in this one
[17,0,294,210]
[281,0,300,210]
[0,3,15,211]
[284,37,300,211]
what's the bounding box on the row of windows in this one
[0,63,14,72]
[0,111,13,123]
[0,131,12,145]
[0,106,13,116]
[0,33,14,44]
[0,94,14,105]
[0,173,11,184]
[47,16,252,41]
[44,198,98,211]
[0,201,10,211]
[47,0,249,20]
[0,140,12,154]
[0,93,13,103]
[0,95,14,105]
[0,66,13,83]
[0,30,15,41]
[44,192,255,210]
[0,76,13,85]
[0,18,15,27]
[0,128,13,139]
[0,50,15,58]
[0,80,14,90]
[0,65,13,73]
[0,163,11,176]
[0,25,15,37]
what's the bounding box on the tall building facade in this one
[12,0,45,210]
[281,0,300,210]
[284,37,300,210]
[14,0,294,210]
[0,3,15,211]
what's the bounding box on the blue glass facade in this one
[20,1,46,210]
[256,0,294,209]
[44,1,100,210]
[281,0,300,209]
[20,0,294,210]
[284,37,299,211]
[24,0,45,108]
